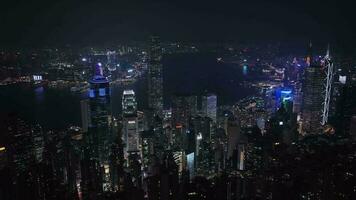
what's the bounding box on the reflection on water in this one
[0,85,81,130]
[34,86,44,102]
[243,65,248,76]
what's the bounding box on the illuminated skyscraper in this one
[301,45,333,135]
[202,94,217,123]
[83,63,115,192]
[301,63,325,135]
[88,63,112,143]
[122,90,140,159]
[148,36,163,117]
[122,90,137,117]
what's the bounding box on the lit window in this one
[89,89,95,98]
[99,88,106,96]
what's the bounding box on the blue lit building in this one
[82,63,117,193]
[275,88,293,113]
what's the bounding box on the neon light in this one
[0,147,5,151]
[283,97,292,101]
[281,90,292,94]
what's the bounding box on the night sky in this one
[1,0,355,51]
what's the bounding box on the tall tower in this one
[301,45,327,135]
[83,63,114,192]
[122,90,140,158]
[148,36,163,117]
[88,63,112,135]
[122,90,137,116]
[202,94,217,123]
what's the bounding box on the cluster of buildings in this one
[0,40,355,200]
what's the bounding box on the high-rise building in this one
[148,36,163,117]
[123,118,140,156]
[88,63,112,130]
[83,63,115,192]
[227,116,241,158]
[301,44,329,135]
[202,94,217,123]
[171,94,198,128]
[122,90,140,161]
[301,64,325,135]
[122,90,137,117]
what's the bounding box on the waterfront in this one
[0,53,256,130]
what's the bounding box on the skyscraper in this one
[202,94,217,123]
[83,63,115,192]
[301,60,325,135]
[148,36,163,117]
[122,90,140,158]
[301,45,334,135]
[171,94,198,128]
[122,90,137,117]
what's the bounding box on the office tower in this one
[123,118,140,157]
[171,94,198,128]
[148,36,163,117]
[202,93,217,123]
[193,116,215,177]
[88,63,112,130]
[227,116,241,158]
[301,46,327,135]
[122,90,140,161]
[83,63,114,192]
[301,64,325,134]
[122,90,138,116]
[173,151,185,175]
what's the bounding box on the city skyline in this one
[0,1,356,200]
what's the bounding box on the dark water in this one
[0,53,256,130]
[0,85,82,130]
[163,53,256,105]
